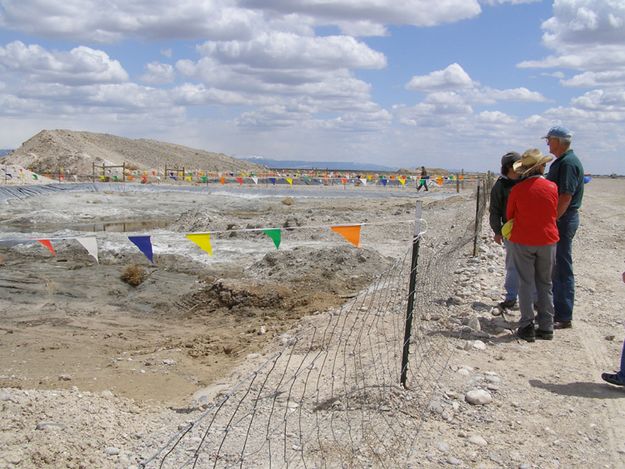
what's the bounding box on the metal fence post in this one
[401,201,422,388]
[472,179,482,257]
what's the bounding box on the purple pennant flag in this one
[269,177,276,185]
[380,179,388,187]
[128,235,154,263]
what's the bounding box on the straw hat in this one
[513,148,553,176]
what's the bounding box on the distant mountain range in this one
[242,156,398,172]
[0,149,12,157]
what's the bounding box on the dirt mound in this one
[4,129,264,176]
[248,245,391,287]
[169,245,392,362]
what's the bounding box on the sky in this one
[0,0,624,174]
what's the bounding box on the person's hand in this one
[494,234,503,245]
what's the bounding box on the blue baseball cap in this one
[543,125,572,140]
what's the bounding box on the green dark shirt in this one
[489,176,517,235]
[546,149,584,212]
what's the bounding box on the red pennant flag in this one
[236,177,244,185]
[37,239,56,256]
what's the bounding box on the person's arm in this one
[489,183,504,244]
[557,193,573,219]
[506,186,517,223]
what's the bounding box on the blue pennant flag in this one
[128,235,154,263]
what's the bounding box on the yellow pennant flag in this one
[186,233,213,256]
[331,225,361,247]
[286,177,293,186]
[399,177,406,186]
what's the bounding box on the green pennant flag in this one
[263,229,281,249]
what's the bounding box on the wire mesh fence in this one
[138,181,488,468]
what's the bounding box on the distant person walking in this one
[601,269,625,387]
[544,126,585,329]
[489,152,521,310]
[416,166,428,191]
[507,149,559,342]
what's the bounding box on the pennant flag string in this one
[0,218,426,260]
[179,219,415,237]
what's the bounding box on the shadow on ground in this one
[530,379,625,399]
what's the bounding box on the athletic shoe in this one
[535,329,553,340]
[498,299,516,310]
[517,323,535,342]
[601,372,625,386]
[554,321,572,329]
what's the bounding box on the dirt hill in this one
[4,129,264,176]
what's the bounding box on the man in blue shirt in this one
[545,126,584,329]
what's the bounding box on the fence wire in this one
[140,184,487,468]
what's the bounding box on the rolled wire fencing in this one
[139,184,487,468]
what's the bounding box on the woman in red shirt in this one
[506,149,559,342]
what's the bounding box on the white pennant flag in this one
[359,178,367,186]
[76,237,99,263]
[251,176,258,185]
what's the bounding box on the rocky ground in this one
[0,178,624,468]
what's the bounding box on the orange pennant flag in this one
[220,176,226,185]
[331,225,361,247]
[37,239,56,256]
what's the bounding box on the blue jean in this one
[503,239,519,301]
[553,210,579,322]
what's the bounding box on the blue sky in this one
[0,0,624,174]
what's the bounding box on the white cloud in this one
[541,0,625,47]
[570,88,625,112]
[477,110,515,124]
[197,32,386,70]
[562,69,625,87]
[480,0,540,4]
[241,0,482,30]
[518,44,625,71]
[405,64,546,106]
[0,0,264,43]
[519,1,625,76]
[140,62,175,85]
[472,86,547,103]
[0,0,482,42]
[170,83,249,106]
[0,41,128,85]
[406,63,474,91]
